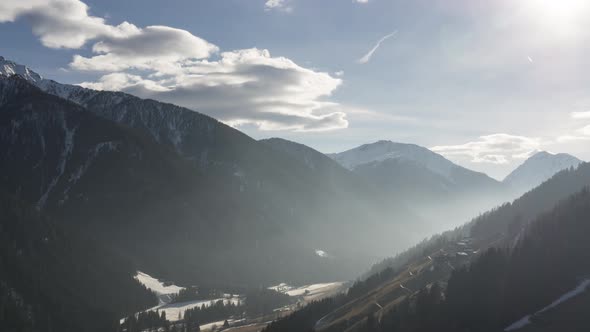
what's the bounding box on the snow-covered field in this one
[200,318,245,331]
[135,271,184,304]
[269,282,345,301]
[131,271,242,322]
[147,297,242,322]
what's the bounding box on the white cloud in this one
[358,31,397,64]
[571,111,590,119]
[80,48,348,132]
[556,135,590,143]
[265,0,293,12]
[71,25,218,72]
[557,122,590,142]
[0,0,138,49]
[431,133,541,164]
[2,0,347,132]
[579,124,590,136]
[354,0,369,3]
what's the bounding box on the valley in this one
[0,45,589,332]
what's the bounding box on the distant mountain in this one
[504,151,583,195]
[329,140,506,230]
[330,140,460,180]
[0,57,421,286]
[262,137,369,189]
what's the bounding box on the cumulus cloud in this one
[354,0,369,3]
[70,25,218,72]
[0,0,139,48]
[80,48,348,132]
[358,31,397,64]
[431,133,541,164]
[2,0,347,131]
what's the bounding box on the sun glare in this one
[525,0,588,34]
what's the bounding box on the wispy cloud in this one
[431,134,541,165]
[358,30,397,64]
[571,111,590,119]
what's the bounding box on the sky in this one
[1,0,590,179]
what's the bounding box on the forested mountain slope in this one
[0,62,420,286]
[262,163,590,332]
[0,191,155,332]
[361,187,590,332]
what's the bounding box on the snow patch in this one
[135,271,184,298]
[268,283,295,293]
[504,279,590,331]
[145,297,242,323]
[315,249,328,258]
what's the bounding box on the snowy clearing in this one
[135,271,184,297]
[285,282,344,297]
[269,282,345,301]
[268,283,295,293]
[146,297,242,322]
[130,271,242,323]
[315,249,328,258]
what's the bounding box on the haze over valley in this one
[2,1,590,332]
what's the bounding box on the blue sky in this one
[2,0,590,179]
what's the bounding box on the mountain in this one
[330,140,461,178]
[0,191,156,332]
[329,140,506,231]
[0,57,422,286]
[366,188,590,332]
[262,137,375,191]
[504,151,584,195]
[263,162,590,332]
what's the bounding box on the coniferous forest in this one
[3,3,590,330]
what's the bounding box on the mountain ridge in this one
[0,60,422,287]
[503,151,583,194]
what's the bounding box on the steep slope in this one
[0,191,156,332]
[504,151,583,195]
[368,188,590,332]
[261,137,424,249]
[0,59,420,286]
[264,162,590,332]
[330,140,506,232]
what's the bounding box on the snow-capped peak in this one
[504,151,584,191]
[0,56,43,83]
[329,140,458,179]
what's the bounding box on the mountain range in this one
[0,57,418,287]
[1,55,588,332]
[328,140,583,232]
[1,55,584,286]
